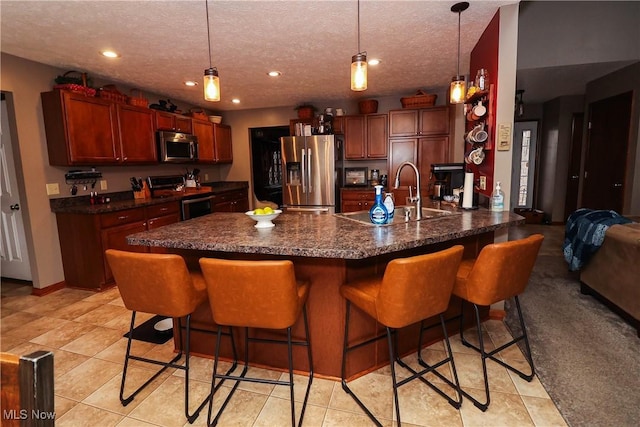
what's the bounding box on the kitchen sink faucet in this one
[394,161,423,220]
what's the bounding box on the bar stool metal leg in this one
[458,297,535,412]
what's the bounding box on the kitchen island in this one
[127,206,524,379]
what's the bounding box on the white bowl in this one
[209,115,222,124]
[245,209,282,228]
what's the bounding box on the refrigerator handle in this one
[301,149,307,193]
[307,148,312,193]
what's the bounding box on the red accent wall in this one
[468,10,500,197]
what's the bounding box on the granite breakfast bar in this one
[127,207,524,379]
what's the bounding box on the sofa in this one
[580,222,640,337]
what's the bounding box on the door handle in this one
[613,183,623,188]
[10,204,20,211]
[307,148,312,193]
[301,149,307,192]
[571,175,579,180]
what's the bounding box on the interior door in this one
[582,92,632,212]
[564,113,584,220]
[510,121,538,209]
[1,93,32,280]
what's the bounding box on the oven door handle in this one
[182,195,215,205]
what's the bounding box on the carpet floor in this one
[505,224,640,427]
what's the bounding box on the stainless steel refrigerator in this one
[280,135,341,213]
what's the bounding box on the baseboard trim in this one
[32,281,65,296]
[489,309,506,320]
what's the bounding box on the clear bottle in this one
[490,181,504,212]
[369,185,389,224]
[383,192,395,219]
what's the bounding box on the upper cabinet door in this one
[388,110,419,137]
[192,119,215,162]
[116,104,157,163]
[214,124,233,163]
[41,90,120,165]
[366,114,388,159]
[418,107,449,135]
[344,115,366,159]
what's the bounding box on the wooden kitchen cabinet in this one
[55,201,180,290]
[116,104,157,163]
[192,119,215,162]
[212,188,248,212]
[155,111,193,133]
[41,90,120,165]
[388,135,449,202]
[389,106,449,137]
[341,189,375,213]
[42,90,158,165]
[214,123,233,163]
[344,114,388,160]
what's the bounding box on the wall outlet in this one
[204,173,209,182]
[46,183,60,195]
[100,180,108,190]
[479,176,487,191]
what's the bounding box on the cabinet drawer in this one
[100,208,146,228]
[146,201,180,219]
[341,190,374,201]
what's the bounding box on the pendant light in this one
[203,0,220,102]
[449,2,469,104]
[350,0,367,91]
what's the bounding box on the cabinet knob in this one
[118,215,128,220]
[160,207,168,212]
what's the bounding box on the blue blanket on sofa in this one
[563,208,632,271]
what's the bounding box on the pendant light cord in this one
[456,9,461,77]
[357,0,361,53]
[206,0,212,69]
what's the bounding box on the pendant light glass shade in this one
[450,2,469,104]
[204,67,220,102]
[450,76,466,104]
[351,53,368,91]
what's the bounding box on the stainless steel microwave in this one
[157,131,198,162]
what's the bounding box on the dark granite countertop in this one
[50,181,248,214]
[127,204,524,260]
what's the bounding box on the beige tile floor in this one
[1,281,567,427]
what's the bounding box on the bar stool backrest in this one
[377,245,464,328]
[461,234,544,306]
[105,249,201,317]
[199,258,302,329]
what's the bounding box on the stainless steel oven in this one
[181,194,215,220]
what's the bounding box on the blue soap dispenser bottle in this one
[369,185,389,225]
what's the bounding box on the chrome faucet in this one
[394,161,422,220]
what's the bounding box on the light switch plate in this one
[46,183,60,195]
[479,176,487,191]
[100,180,108,190]
[204,173,209,181]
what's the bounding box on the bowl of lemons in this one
[245,207,282,228]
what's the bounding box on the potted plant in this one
[294,103,317,119]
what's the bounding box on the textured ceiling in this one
[0,0,515,111]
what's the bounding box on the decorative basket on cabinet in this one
[400,89,437,109]
[358,99,378,114]
[53,71,96,96]
[127,89,148,108]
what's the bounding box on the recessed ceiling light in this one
[368,58,381,66]
[184,81,198,87]
[232,99,240,104]
[101,50,120,58]
[267,71,282,77]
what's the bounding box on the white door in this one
[510,121,539,210]
[1,94,32,280]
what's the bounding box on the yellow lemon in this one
[254,208,265,215]
[263,206,274,214]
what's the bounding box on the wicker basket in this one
[188,108,208,120]
[98,84,128,103]
[127,89,148,108]
[401,90,437,109]
[358,99,378,114]
[53,71,96,96]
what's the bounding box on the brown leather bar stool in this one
[105,249,237,424]
[452,234,544,411]
[199,258,313,427]
[340,245,464,427]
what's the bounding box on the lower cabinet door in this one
[101,221,147,284]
